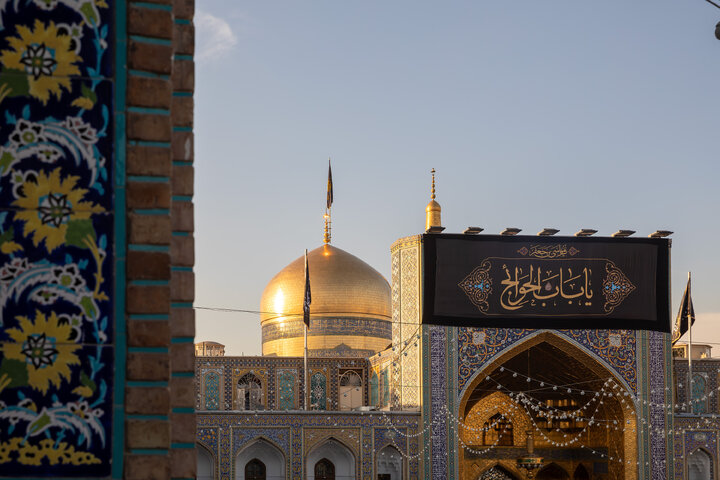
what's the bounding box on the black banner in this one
[422,234,670,332]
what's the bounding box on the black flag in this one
[326,159,333,210]
[303,249,311,329]
[672,274,695,345]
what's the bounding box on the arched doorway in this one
[306,438,355,480]
[688,448,712,480]
[197,444,215,480]
[236,438,285,480]
[458,333,637,480]
[315,458,335,480]
[376,445,403,480]
[245,458,266,480]
[573,464,590,480]
[537,463,569,480]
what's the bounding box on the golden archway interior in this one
[459,335,637,480]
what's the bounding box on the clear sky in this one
[193,0,720,356]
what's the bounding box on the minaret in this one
[425,168,443,232]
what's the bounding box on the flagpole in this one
[304,248,309,411]
[687,271,693,413]
[304,321,309,410]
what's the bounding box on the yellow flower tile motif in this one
[4,310,81,394]
[0,19,81,104]
[0,438,100,465]
[13,168,104,252]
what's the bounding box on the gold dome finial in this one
[323,212,331,244]
[425,168,443,231]
[324,159,334,244]
[431,168,436,200]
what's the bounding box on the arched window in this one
[245,458,266,480]
[688,449,712,480]
[339,370,363,410]
[692,374,707,415]
[315,458,335,480]
[482,413,513,446]
[237,373,263,410]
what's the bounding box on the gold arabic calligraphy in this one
[500,264,593,310]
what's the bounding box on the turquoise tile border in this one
[113,0,129,477]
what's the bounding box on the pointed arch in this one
[235,437,286,480]
[197,443,215,480]
[573,464,590,480]
[306,437,355,480]
[537,463,570,480]
[688,447,714,480]
[458,332,638,480]
[376,444,403,480]
[459,331,635,405]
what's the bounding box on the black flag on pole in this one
[303,249,311,329]
[326,159,333,210]
[672,274,695,345]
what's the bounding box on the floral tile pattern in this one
[0,0,115,476]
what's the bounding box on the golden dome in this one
[260,244,392,357]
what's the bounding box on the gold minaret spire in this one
[425,168,443,232]
[324,159,334,244]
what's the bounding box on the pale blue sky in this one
[193,1,720,355]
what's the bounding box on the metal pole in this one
[687,272,693,413]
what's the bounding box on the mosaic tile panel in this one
[430,325,448,479]
[374,427,408,453]
[204,371,221,411]
[692,373,708,415]
[311,371,327,410]
[649,331,667,480]
[0,0,115,476]
[400,244,420,409]
[198,426,219,453]
[232,426,290,456]
[276,369,296,410]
